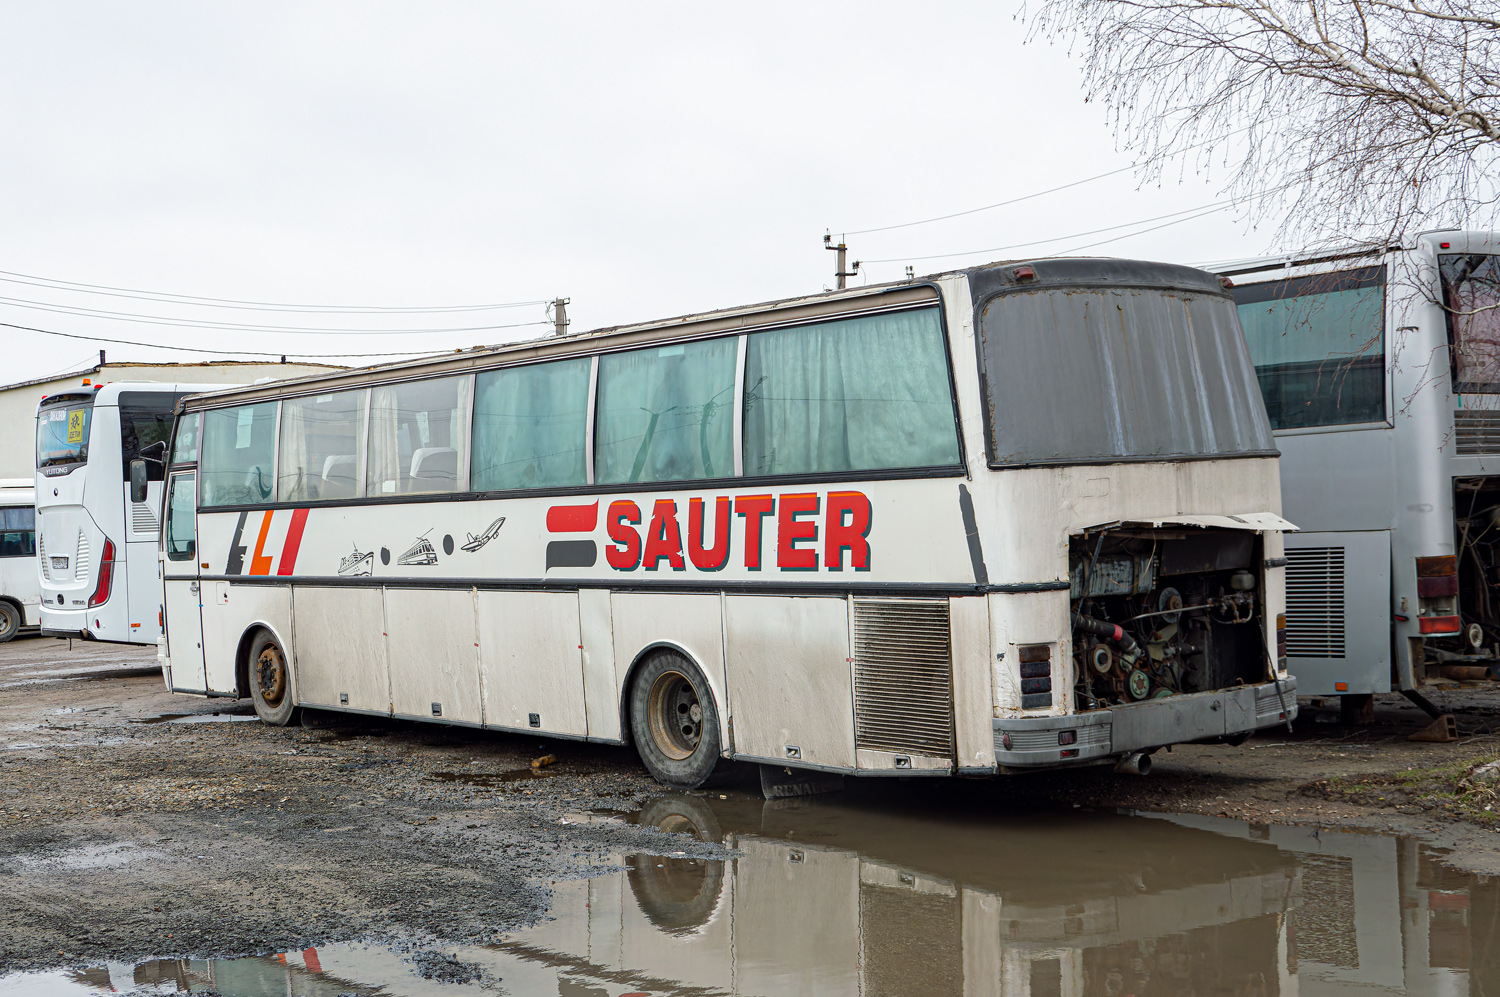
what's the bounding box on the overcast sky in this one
[1,2,1279,385]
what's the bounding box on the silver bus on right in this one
[1220,229,1500,716]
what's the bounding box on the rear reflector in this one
[1416,555,1457,577]
[1419,615,1462,635]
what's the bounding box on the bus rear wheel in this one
[0,602,19,643]
[248,629,300,726]
[630,650,721,789]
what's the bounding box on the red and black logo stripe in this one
[545,502,598,569]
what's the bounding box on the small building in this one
[0,358,342,480]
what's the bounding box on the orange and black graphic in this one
[546,501,598,569]
[226,508,310,576]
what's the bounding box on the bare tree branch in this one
[1026,0,1500,248]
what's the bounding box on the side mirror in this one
[139,440,168,463]
[129,459,148,504]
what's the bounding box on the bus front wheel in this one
[248,629,300,727]
[629,650,721,789]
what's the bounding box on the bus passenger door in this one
[161,471,207,692]
[1283,531,1391,696]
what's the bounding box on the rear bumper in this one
[993,677,1298,769]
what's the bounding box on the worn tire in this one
[627,796,725,935]
[629,650,722,789]
[0,601,20,643]
[248,628,300,726]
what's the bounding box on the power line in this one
[846,165,1140,237]
[841,120,1269,238]
[862,199,1232,265]
[0,266,546,314]
[1050,204,1240,255]
[0,294,550,335]
[2,321,503,359]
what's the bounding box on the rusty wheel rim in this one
[647,670,703,761]
[256,643,288,708]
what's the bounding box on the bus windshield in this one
[1440,254,1500,392]
[979,282,1275,465]
[36,396,94,469]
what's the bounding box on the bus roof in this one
[174,255,1230,412]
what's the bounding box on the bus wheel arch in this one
[0,599,22,643]
[244,624,300,727]
[623,643,723,789]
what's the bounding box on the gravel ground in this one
[3,633,1500,976]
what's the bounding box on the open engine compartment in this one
[1069,527,1269,710]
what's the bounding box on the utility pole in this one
[824,231,860,290]
[551,298,570,337]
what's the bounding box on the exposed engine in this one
[1070,528,1267,709]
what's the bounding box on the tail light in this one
[1415,555,1460,635]
[1276,613,1288,659]
[1019,643,1053,709]
[88,537,115,609]
[1416,555,1459,597]
[1420,615,1462,635]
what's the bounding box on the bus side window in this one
[280,389,367,502]
[368,377,470,495]
[1234,267,1386,430]
[472,357,591,491]
[0,507,34,558]
[742,306,960,476]
[165,474,196,561]
[200,403,278,507]
[595,338,737,484]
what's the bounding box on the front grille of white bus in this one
[1285,547,1346,658]
[131,502,158,535]
[74,531,91,581]
[1455,411,1500,455]
[851,597,955,758]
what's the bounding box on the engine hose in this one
[1071,613,1139,656]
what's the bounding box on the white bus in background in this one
[1221,230,1500,717]
[35,382,204,645]
[160,257,1296,787]
[0,479,39,642]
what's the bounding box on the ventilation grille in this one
[852,597,954,757]
[131,502,158,535]
[1285,547,1346,658]
[1456,411,1500,455]
[74,531,91,581]
[38,533,50,582]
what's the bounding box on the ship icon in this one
[461,516,505,552]
[397,531,439,566]
[338,545,374,577]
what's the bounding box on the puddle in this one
[4,795,1497,996]
[131,712,259,725]
[16,842,164,872]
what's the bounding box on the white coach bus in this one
[158,258,1296,786]
[0,479,39,641]
[1222,230,1500,713]
[35,382,196,644]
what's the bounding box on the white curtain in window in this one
[742,309,960,476]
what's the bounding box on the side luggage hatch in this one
[161,470,207,692]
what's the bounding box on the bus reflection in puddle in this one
[25,797,1500,997]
